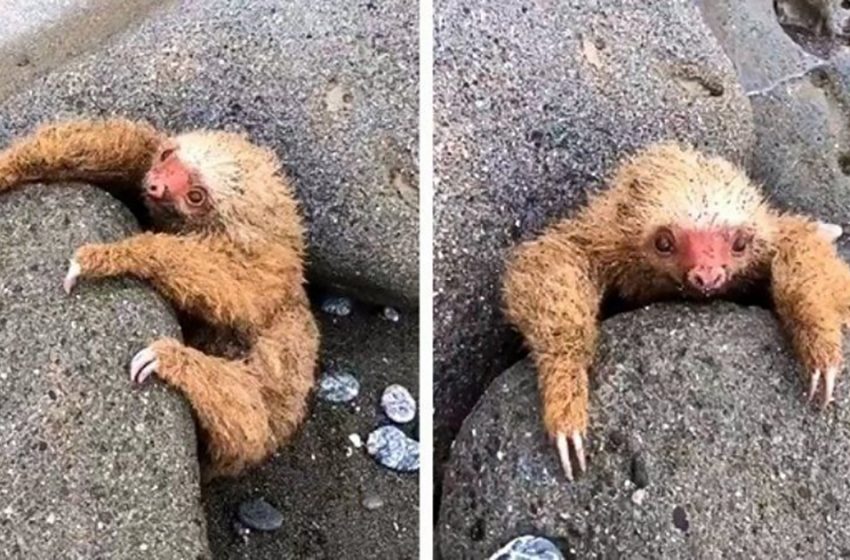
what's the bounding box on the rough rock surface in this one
[0,185,208,559]
[697,1,850,252]
[0,0,164,101]
[204,305,419,559]
[439,302,850,558]
[0,0,419,307]
[434,0,756,469]
[695,0,823,92]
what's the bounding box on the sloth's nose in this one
[146,182,168,199]
[687,266,726,292]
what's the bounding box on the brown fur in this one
[503,142,850,450]
[0,118,319,479]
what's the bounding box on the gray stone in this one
[0,184,208,559]
[382,306,401,323]
[367,426,420,473]
[381,383,416,423]
[434,0,755,470]
[0,0,418,307]
[488,536,565,560]
[204,307,418,558]
[317,367,360,403]
[237,498,283,532]
[773,0,850,55]
[0,0,164,101]
[695,0,850,242]
[695,0,823,92]
[749,51,850,236]
[361,493,385,511]
[439,302,850,558]
[320,295,354,317]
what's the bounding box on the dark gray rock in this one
[0,0,418,308]
[773,0,850,56]
[439,302,850,558]
[695,0,850,240]
[0,184,208,559]
[361,493,385,511]
[204,306,418,559]
[695,0,823,92]
[0,1,164,101]
[434,0,755,470]
[749,51,850,234]
[320,295,354,317]
[382,306,401,323]
[237,498,284,532]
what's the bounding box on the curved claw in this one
[822,366,839,408]
[130,347,159,385]
[808,366,840,409]
[816,221,843,243]
[63,259,81,295]
[555,430,587,481]
[571,431,586,474]
[556,433,573,481]
[808,369,822,403]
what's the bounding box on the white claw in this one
[817,221,843,243]
[571,431,586,473]
[63,259,81,295]
[823,366,839,408]
[556,432,573,481]
[130,347,158,385]
[137,359,158,385]
[809,369,822,403]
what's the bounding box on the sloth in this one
[0,118,319,478]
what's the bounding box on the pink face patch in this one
[678,229,733,270]
[145,151,192,201]
[676,228,739,294]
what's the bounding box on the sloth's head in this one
[142,130,304,249]
[611,142,774,297]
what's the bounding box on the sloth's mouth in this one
[677,282,724,300]
[143,192,175,206]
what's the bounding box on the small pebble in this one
[672,505,690,532]
[631,488,647,506]
[382,306,400,322]
[349,433,363,448]
[237,498,283,532]
[488,535,564,560]
[366,426,420,472]
[320,296,353,316]
[361,493,385,510]
[317,368,360,402]
[381,384,416,423]
[630,453,650,488]
[232,520,251,542]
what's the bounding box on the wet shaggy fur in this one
[503,142,850,443]
[0,118,319,479]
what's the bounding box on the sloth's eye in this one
[732,232,749,254]
[186,188,206,206]
[654,229,675,255]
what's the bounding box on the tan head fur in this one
[577,142,776,297]
[146,130,306,254]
